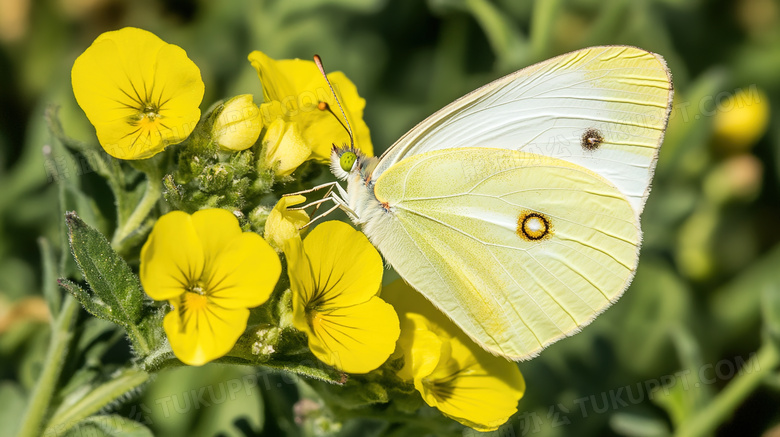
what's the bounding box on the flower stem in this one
[111,167,162,251]
[43,368,151,436]
[675,342,780,437]
[530,0,561,59]
[16,295,80,437]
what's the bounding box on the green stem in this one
[43,368,151,436]
[16,295,80,437]
[111,168,162,251]
[675,343,780,437]
[530,0,561,60]
[465,0,526,68]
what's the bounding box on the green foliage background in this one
[1,0,780,436]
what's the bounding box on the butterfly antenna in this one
[314,54,354,149]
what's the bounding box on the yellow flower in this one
[71,27,204,160]
[712,86,770,153]
[140,209,280,366]
[262,119,312,177]
[384,281,525,432]
[211,94,263,152]
[248,50,373,162]
[284,221,399,374]
[264,195,310,252]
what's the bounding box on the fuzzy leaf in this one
[57,278,116,324]
[65,211,144,326]
[62,415,153,437]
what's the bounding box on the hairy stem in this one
[675,343,780,437]
[16,295,80,437]
[111,167,162,251]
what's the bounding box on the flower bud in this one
[712,87,769,153]
[704,154,763,204]
[262,119,311,177]
[264,195,309,252]
[198,163,233,193]
[212,94,263,151]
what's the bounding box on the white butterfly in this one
[314,46,673,360]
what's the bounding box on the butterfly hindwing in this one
[368,148,639,360]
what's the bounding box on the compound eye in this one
[340,151,357,172]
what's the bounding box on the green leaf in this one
[612,260,691,376]
[58,278,115,323]
[609,411,671,437]
[62,415,153,437]
[47,369,151,433]
[656,69,728,179]
[189,369,265,437]
[653,327,713,429]
[64,211,151,357]
[143,366,264,437]
[0,382,27,437]
[66,211,143,326]
[709,242,780,354]
[256,354,347,386]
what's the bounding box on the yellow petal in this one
[303,221,383,308]
[204,231,281,309]
[396,313,443,382]
[419,337,526,432]
[298,71,373,161]
[264,194,310,252]
[284,235,316,333]
[273,58,327,94]
[190,209,242,264]
[261,118,312,177]
[382,280,464,341]
[163,295,249,366]
[306,296,399,374]
[140,211,204,301]
[247,51,298,105]
[149,42,204,145]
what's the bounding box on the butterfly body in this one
[328,46,673,360]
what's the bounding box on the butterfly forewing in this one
[369,148,639,360]
[373,46,673,217]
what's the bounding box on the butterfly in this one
[315,46,673,361]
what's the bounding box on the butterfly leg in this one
[284,181,357,229]
[283,181,342,197]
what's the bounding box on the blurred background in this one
[1,0,779,436]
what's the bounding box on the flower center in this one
[423,377,457,402]
[182,279,210,312]
[187,279,207,296]
[306,308,323,331]
[132,102,162,126]
[183,292,209,312]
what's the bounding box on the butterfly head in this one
[330,145,363,180]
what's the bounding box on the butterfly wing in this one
[373,46,673,216]
[367,148,639,360]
